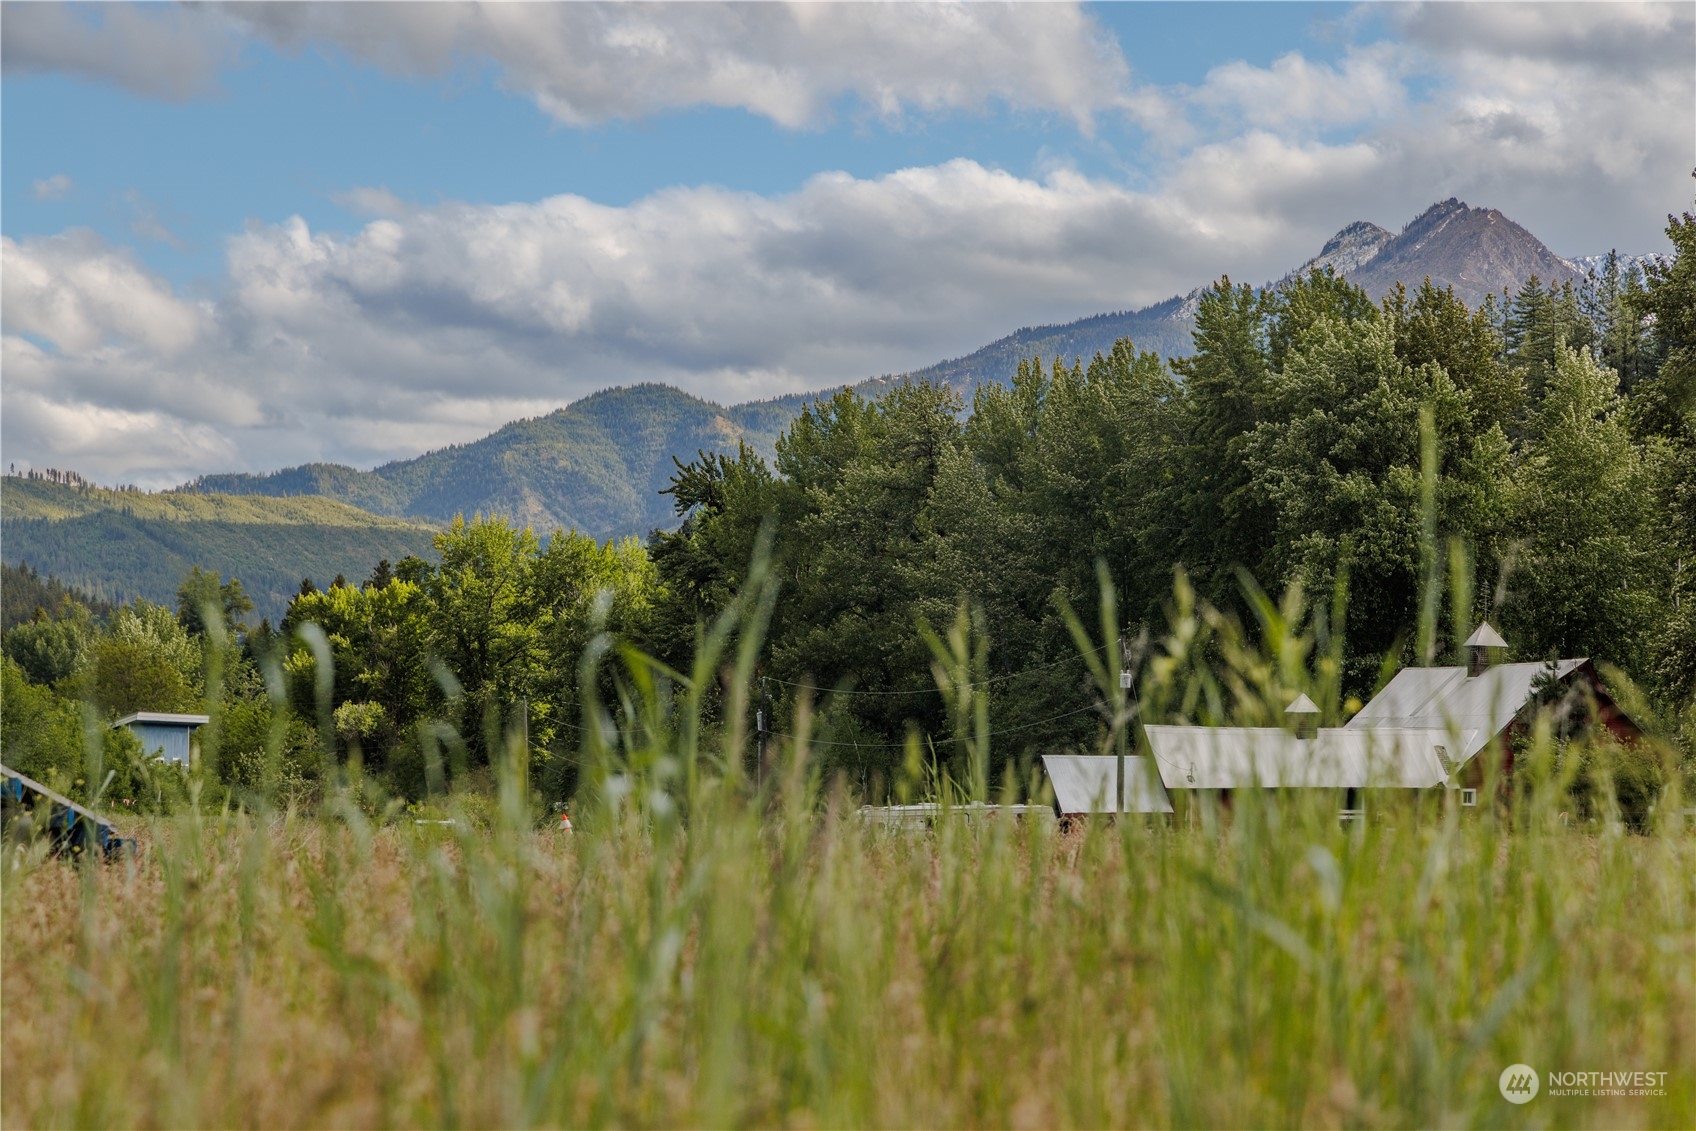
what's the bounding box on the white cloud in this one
[32,174,73,201]
[1188,45,1408,133]
[0,2,235,100]
[2,231,206,355]
[237,2,1131,130]
[1128,2,1692,254]
[0,373,240,484]
[4,1,1132,130]
[1,161,1307,486]
[1392,1,1692,71]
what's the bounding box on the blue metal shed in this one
[112,712,210,765]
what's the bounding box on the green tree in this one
[1386,279,1522,431]
[72,600,202,716]
[1628,210,1696,695]
[176,566,255,638]
[426,516,545,750]
[1170,277,1274,594]
[650,445,777,668]
[1239,311,1489,684]
[1503,275,1592,409]
[1,656,84,784]
[1500,347,1660,668]
[3,611,89,686]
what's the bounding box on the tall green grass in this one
[4,562,1692,1128]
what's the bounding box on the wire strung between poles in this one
[760,643,1111,697]
[766,703,1105,749]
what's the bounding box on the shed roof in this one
[1142,726,1458,790]
[1042,755,1174,814]
[1344,659,1586,762]
[112,712,211,728]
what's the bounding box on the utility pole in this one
[520,695,530,808]
[1116,635,1130,816]
[757,676,770,791]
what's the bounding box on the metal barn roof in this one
[1344,659,1586,762]
[1142,726,1458,790]
[1042,755,1174,814]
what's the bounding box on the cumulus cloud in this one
[32,174,73,201]
[1,161,1311,486]
[1188,45,1409,133]
[1392,0,1692,71]
[0,1,236,100]
[2,231,206,355]
[1135,1,1692,253]
[5,1,1132,129]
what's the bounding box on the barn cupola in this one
[1464,622,1508,677]
[1286,693,1320,740]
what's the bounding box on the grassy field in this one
[4,759,1692,1128]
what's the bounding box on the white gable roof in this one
[1042,755,1173,814]
[1344,659,1586,762]
[1143,726,1457,790]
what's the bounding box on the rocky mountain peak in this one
[1314,198,1575,308]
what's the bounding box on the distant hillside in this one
[1311,198,1576,308]
[1,478,440,620]
[190,384,795,540]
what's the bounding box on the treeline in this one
[6,467,94,489]
[2,530,654,810]
[3,213,1690,809]
[648,218,1694,789]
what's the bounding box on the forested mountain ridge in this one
[176,200,1617,544]
[1,477,439,620]
[190,384,796,539]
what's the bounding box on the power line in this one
[767,702,1104,750]
[761,643,1110,698]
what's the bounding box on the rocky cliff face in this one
[1299,220,1395,279]
[1314,198,1576,307]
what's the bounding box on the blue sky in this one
[3,2,1691,486]
[4,3,1380,290]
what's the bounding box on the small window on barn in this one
[1460,788,1478,807]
